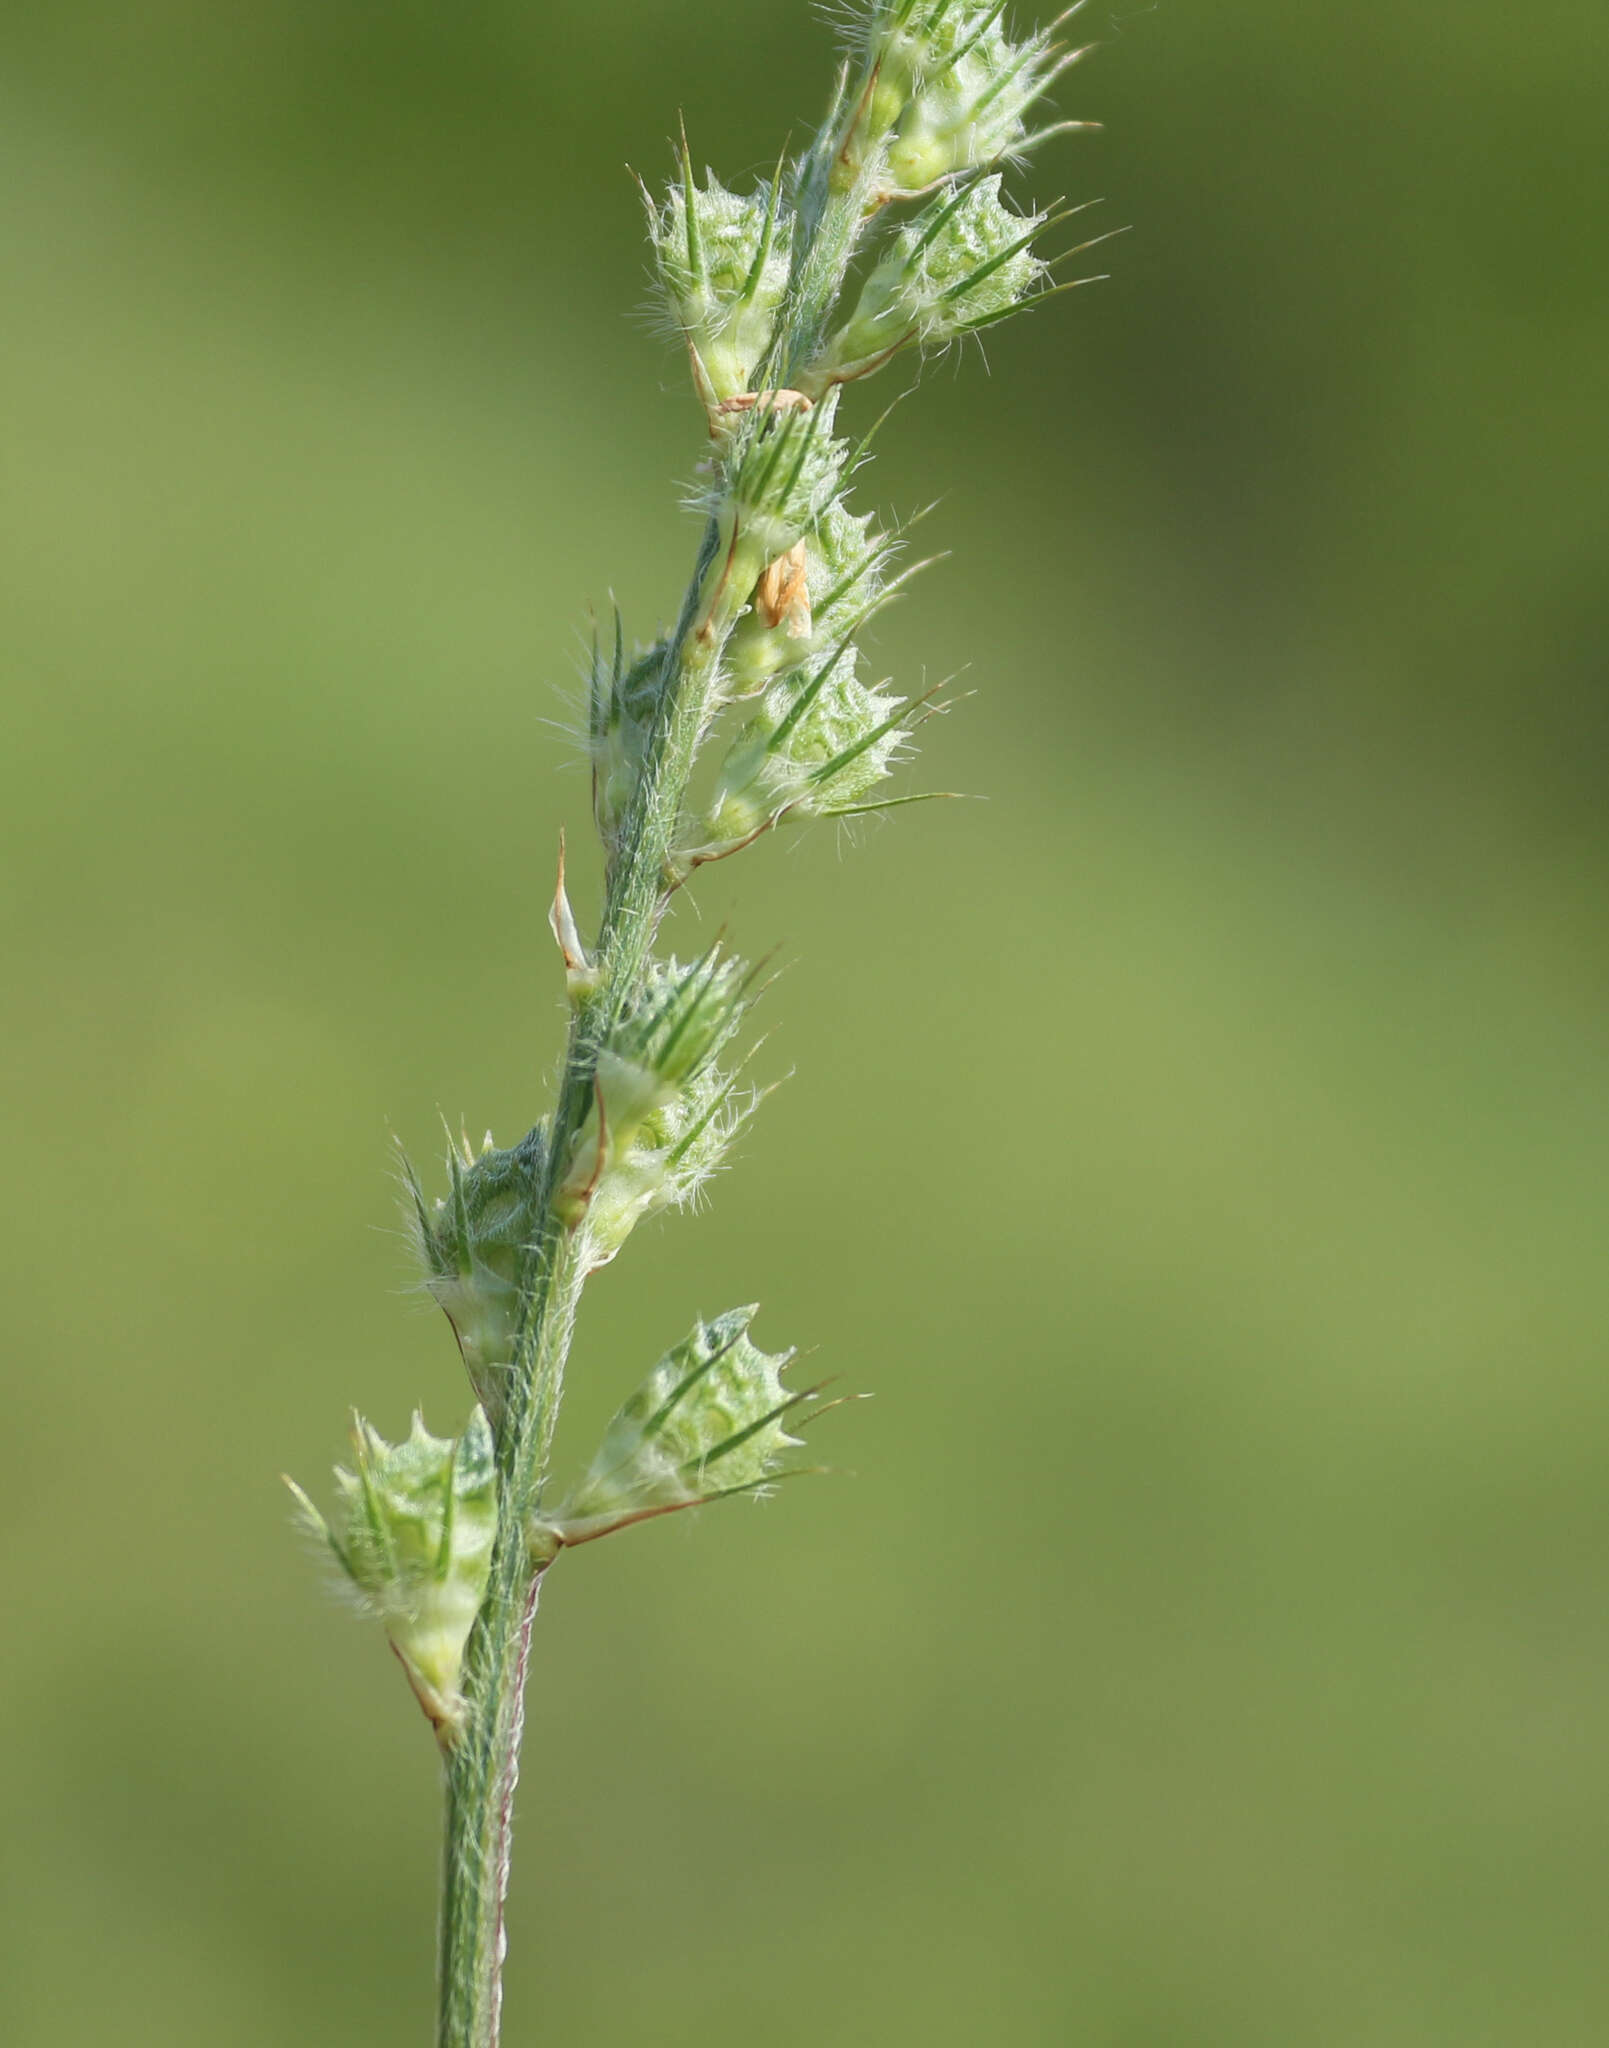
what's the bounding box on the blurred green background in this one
[4,3,1607,2042]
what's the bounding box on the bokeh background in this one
[4,3,1607,2042]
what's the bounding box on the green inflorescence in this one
[288,6,1103,2038]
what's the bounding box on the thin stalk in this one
[421,3,1097,2024]
[434,176,872,2048]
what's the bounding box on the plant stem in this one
[434,137,881,2048]
[434,538,771,2045]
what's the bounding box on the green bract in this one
[650,162,793,404]
[879,0,1002,79]
[556,950,762,1260]
[403,1128,545,1430]
[819,175,1049,380]
[590,625,666,870]
[692,646,911,858]
[873,1,1087,194]
[288,1409,498,1745]
[534,1307,813,1550]
[714,391,850,566]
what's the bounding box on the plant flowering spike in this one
[288,5,1105,2035]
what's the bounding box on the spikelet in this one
[533,1307,815,1551]
[590,620,666,870]
[402,1127,545,1430]
[710,389,850,568]
[555,950,765,1263]
[681,645,913,864]
[817,174,1051,382]
[867,0,1095,196]
[647,148,794,406]
[287,1408,498,1747]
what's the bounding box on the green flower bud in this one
[873,5,1087,196]
[877,0,1001,84]
[287,1408,498,1746]
[819,175,1048,381]
[650,155,793,404]
[404,1128,545,1428]
[535,1306,815,1548]
[557,951,763,1259]
[715,391,849,566]
[696,646,911,854]
[590,622,665,863]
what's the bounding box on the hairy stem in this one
[435,481,800,2048]
[433,554,728,2045]
[434,72,892,2043]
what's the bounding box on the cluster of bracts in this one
[290,0,1101,1745]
